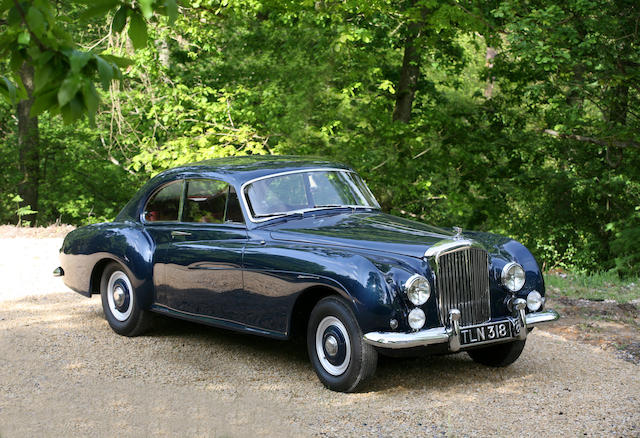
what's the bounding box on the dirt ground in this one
[0,228,639,437]
[544,295,640,366]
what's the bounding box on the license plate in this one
[460,320,517,346]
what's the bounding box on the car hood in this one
[267,212,494,259]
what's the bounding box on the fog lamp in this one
[408,308,426,330]
[527,291,544,312]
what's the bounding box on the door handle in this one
[171,230,192,237]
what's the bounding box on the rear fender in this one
[60,222,155,309]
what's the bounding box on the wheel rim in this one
[107,271,133,322]
[315,316,351,376]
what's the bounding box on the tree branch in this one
[543,129,640,149]
[12,0,49,52]
[454,3,505,34]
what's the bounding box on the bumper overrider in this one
[363,299,559,351]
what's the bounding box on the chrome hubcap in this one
[113,286,125,307]
[324,335,338,356]
[107,271,133,322]
[315,316,351,376]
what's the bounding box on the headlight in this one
[408,308,426,330]
[527,291,544,312]
[404,274,431,305]
[501,262,525,292]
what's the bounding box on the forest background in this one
[1,0,639,278]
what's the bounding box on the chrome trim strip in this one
[423,239,476,261]
[239,168,380,223]
[151,304,288,339]
[362,308,559,350]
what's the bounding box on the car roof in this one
[154,155,352,186]
[115,155,353,222]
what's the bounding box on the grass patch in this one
[545,271,640,303]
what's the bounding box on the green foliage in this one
[11,194,37,226]
[545,271,640,303]
[610,207,640,278]
[0,0,175,123]
[0,0,639,277]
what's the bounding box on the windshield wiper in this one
[254,211,305,219]
[312,204,349,209]
[313,204,377,211]
[256,206,346,219]
[254,205,377,222]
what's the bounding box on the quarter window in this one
[144,181,183,222]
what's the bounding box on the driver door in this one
[153,179,247,318]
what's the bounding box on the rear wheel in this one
[467,339,526,367]
[307,296,377,392]
[100,262,152,336]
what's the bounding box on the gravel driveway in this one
[0,236,638,437]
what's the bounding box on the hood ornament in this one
[453,226,463,240]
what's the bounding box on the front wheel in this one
[307,296,378,392]
[100,262,152,337]
[467,339,526,367]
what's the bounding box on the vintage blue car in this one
[56,156,559,392]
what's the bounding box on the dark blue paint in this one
[60,156,546,339]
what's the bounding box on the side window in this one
[182,179,245,224]
[183,179,227,223]
[144,181,183,222]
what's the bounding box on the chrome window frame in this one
[239,168,380,223]
[140,177,247,226]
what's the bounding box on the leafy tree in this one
[0,0,177,223]
[0,0,638,276]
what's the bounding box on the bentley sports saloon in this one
[56,156,559,392]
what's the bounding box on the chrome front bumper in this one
[363,300,559,351]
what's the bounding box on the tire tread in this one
[100,262,153,337]
[307,296,378,392]
[467,339,526,367]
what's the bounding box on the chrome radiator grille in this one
[437,247,490,326]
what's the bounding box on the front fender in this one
[350,252,437,333]
[245,232,429,334]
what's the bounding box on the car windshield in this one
[244,170,380,219]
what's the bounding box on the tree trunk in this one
[603,83,628,168]
[608,84,628,126]
[483,47,497,99]
[567,64,585,108]
[392,22,423,123]
[156,38,170,69]
[17,62,40,225]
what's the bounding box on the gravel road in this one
[1,236,639,437]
